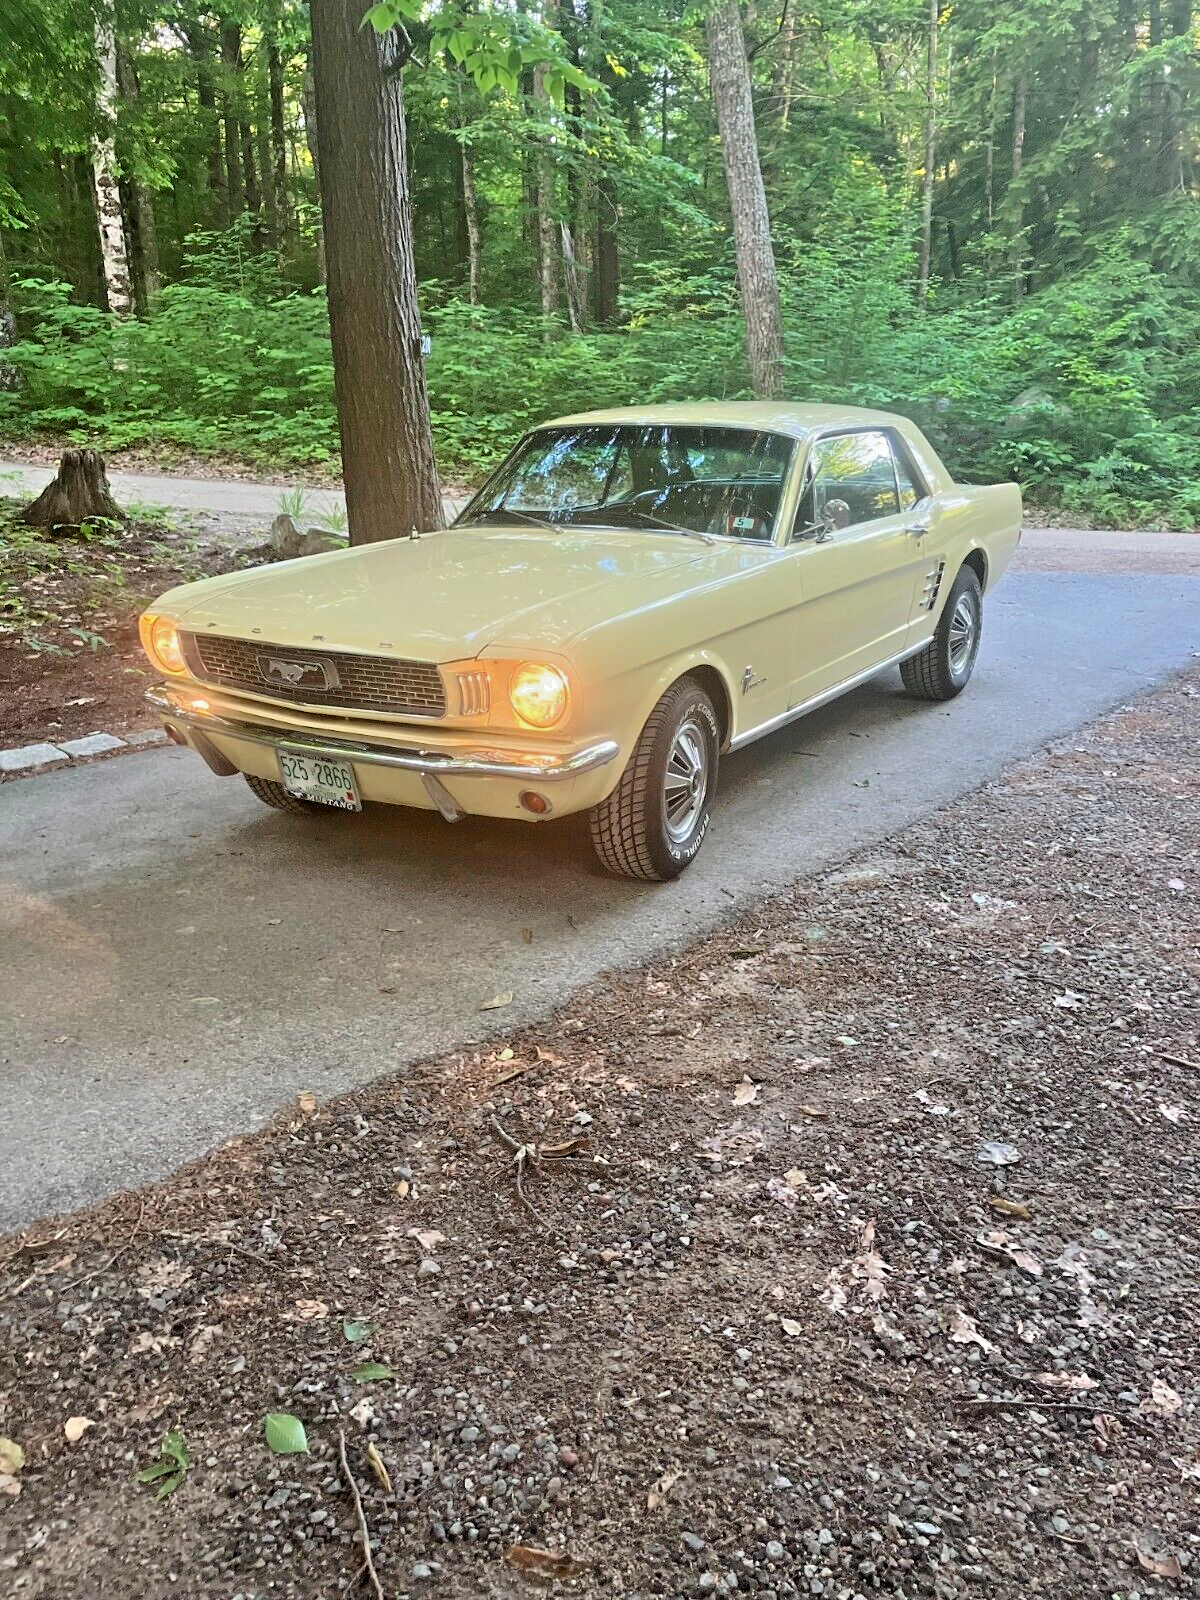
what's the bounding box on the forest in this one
[2,0,1199,527]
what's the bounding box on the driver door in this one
[787,429,927,706]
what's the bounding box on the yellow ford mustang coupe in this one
[141,403,1021,880]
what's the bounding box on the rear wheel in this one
[590,677,719,881]
[244,774,320,814]
[901,565,983,701]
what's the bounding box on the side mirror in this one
[823,498,852,534]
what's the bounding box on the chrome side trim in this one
[147,686,619,782]
[728,640,928,751]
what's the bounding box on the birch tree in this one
[706,0,784,398]
[91,1,132,316]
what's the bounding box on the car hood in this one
[163,525,708,660]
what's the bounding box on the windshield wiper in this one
[467,506,563,533]
[587,507,716,544]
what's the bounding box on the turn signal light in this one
[509,662,568,728]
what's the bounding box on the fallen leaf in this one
[0,1439,24,1477]
[732,1078,759,1107]
[1158,1102,1187,1124]
[497,1046,515,1061]
[948,1309,996,1353]
[1142,1378,1182,1417]
[535,1046,563,1065]
[343,1318,376,1344]
[297,1091,318,1115]
[821,1270,848,1314]
[853,1219,890,1303]
[504,1545,590,1579]
[1135,1542,1183,1580]
[480,991,513,1011]
[521,927,533,943]
[977,1229,1043,1277]
[409,1228,444,1252]
[63,1416,94,1443]
[365,1441,392,1494]
[780,1318,803,1337]
[1033,1371,1098,1393]
[986,1196,1033,1220]
[1166,877,1186,893]
[796,1104,829,1120]
[1053,990,1084,1010]
[647,1467,681,1510]
[977,1140,1020,1166]
[834,1034,857,1048]
[395,1179,410,1199]
[351,1361,393,1383]
[264,1413,308,1455]
[0,1475,19,1499]
[291,1298,329,1321]
[187,1324,221,1364]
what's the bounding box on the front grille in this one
[180,632,446,718]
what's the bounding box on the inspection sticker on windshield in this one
[277,750,361,810]
[732,516,756,530]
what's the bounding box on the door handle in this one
[904,522,929,538]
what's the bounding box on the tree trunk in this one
[561,222,585,333]
[187,24,226,220]
[706,0,784,398]
[916,0,938,307]
[301,56,326,284]
[267,38,289,253]
[1010,70,1026,305]
[21,450,123,533]
[220,22,244,215]
[116,47,160,305]
[91,6,133,317]
[308,0,443,544]
[533,65,560,327]
[241,117,264,248]
[594,173,619,325]
[458,104,482,306]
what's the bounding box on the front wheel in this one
[901,565,983,701]
[589,677,719,881]
[243,774,321,814]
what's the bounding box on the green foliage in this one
[4,212,1199,524]
[135,1430,190,1500]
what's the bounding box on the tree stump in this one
[20,449,124,534]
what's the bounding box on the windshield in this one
[458,423,795,542]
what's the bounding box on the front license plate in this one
[277,749,361,811]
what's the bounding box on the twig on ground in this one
[956,1396,1119,1417]
[490,1117,553,1229]
[1153,1050,1199,1071]
[338,1429,385,1600]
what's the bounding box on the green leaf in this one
[351,1361,393,1383]
[161,1429,190,1470]
[342,1318,376,1344]
[136,1429,191,1500]
[496,68,518,95]
[447,31,470,64]
[136,1459,177,1483]
[264,1412,310,1454]
[476,66,498,94]
[362,3,395,34]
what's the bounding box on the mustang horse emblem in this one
[256,653,336,691]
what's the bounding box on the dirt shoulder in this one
[1,680,1197,1600]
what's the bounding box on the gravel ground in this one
[1,671,1197,1600]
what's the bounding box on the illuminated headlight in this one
[139,613,187,675]
[508,662,568,729]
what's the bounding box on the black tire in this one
[590,677,719,881]
[244,773,320,814]
[900,565,983,702]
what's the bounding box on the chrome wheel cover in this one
[948,592,978,676]
[663,715,709,843]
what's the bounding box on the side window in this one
[794,430,900,536]
[891,436,923,512]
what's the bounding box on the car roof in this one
[539,401,910,441]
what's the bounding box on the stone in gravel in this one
[59,731,127,758]
[682,1532,706,1554]
[0,741,67,772]
[418,1258,441,1277]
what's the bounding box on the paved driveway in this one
[2,533,1198,1230]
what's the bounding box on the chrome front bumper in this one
[145,684,620,782]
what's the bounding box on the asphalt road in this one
[3,546,1199,1230]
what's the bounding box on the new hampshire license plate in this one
[277,749,361,810]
